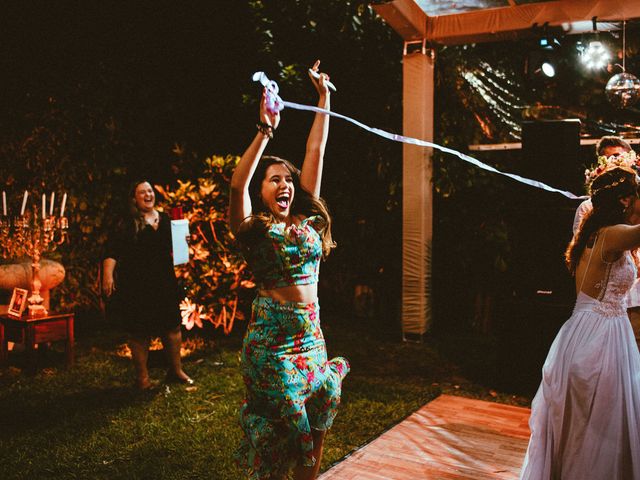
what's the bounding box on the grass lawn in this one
[0,313,532,480]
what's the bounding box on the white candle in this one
[60,193,67,218]
[42,193,46,219]
[49,192,55,216]
[20,190,28,216]
[2,191,6,216]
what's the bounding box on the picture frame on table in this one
[7,287,28,318]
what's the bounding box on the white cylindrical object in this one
[60,193,67,217]
[42,193,46,219]
[49,192,55,216]
[20,191,28,216]
[2,191,6,216]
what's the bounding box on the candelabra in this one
[0,210,69,316]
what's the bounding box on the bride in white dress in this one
[520,166,640,480]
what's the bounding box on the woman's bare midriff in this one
[259,283,318,303]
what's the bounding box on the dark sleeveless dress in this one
[103,212,181,336]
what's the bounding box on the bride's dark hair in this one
[236,156,335,258]
[565,166,638,274]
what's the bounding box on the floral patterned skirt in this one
[236,296,350,479]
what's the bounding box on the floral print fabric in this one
[243,215,324,290]
[236,296,349,479]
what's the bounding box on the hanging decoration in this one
[606,20,640,109]
[606,73,640,108]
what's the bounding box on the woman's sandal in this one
[136,379,160,393]
[165,372,195,386]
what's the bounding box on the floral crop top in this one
[243,215,323,289]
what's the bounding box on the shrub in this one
[156,155,254,335]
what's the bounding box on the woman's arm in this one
[300,60,331,198]
[102,257,117,297]
[229,91,280,234]
[603,223,640,254]
[102,222,125,297]
[572,199,592,236]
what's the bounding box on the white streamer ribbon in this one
[253,72,588,201]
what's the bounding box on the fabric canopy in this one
[375,0,640,44]
[428,0,640,44]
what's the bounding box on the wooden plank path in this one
[319,394,531,480]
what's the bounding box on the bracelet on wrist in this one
[256,121,274,139]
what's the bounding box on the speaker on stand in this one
[497,119,583,395]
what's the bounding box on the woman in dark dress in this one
[102,180,193,390]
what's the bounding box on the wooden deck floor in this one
[319,394,531,480]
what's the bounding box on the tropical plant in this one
[156,155,254,335]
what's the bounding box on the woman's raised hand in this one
[308,59,331,96]
[260,88,281,132]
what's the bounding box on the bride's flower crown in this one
[584,150,639,184]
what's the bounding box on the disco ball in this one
[605,72,640,108]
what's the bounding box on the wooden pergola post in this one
[373,1,433,339]
[402,43,434,340]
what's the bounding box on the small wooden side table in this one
[0,312,75,372]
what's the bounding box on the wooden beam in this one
[426,0,640,45]
[372,0,427,41]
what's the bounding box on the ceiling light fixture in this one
[580,17,611,69]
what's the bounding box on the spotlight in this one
[580,41,610,69]
[539,37,561,50]
[541,62,556,77]
[526,26,562,82]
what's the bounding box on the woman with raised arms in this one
[229,61,349,480]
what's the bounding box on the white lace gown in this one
[520,253,640,479]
